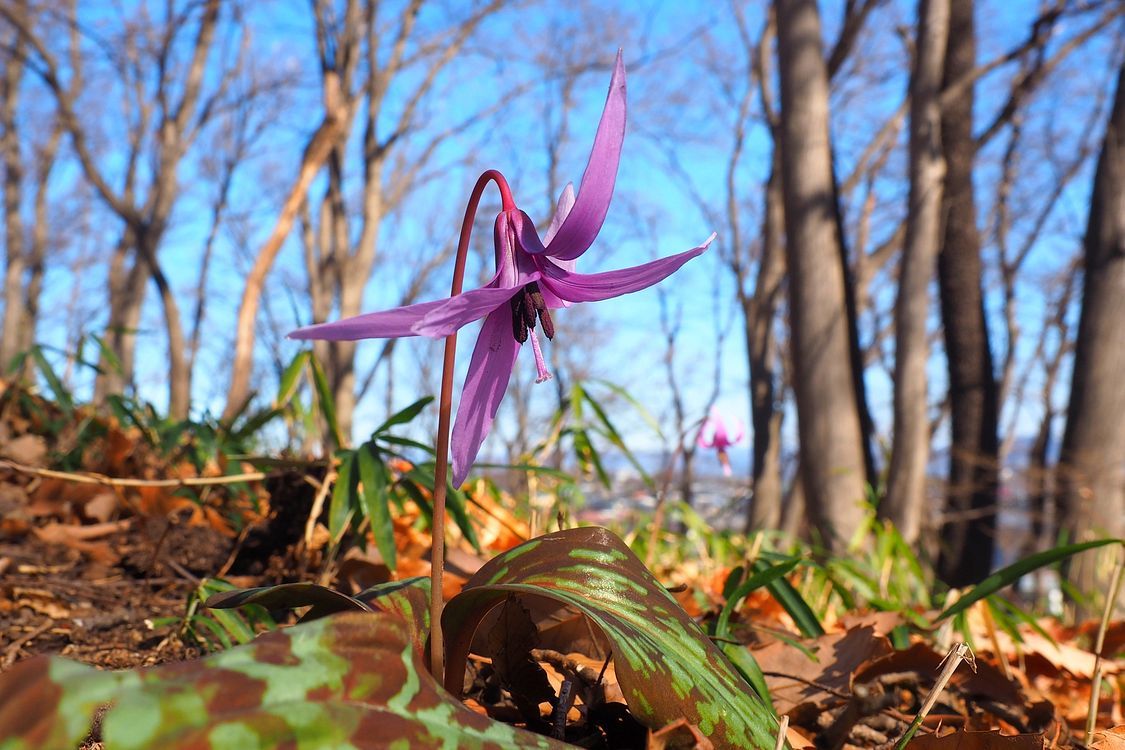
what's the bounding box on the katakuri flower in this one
[697,408,744,477]
[290,51,714,485]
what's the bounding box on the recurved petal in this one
[540,233,714,304]
[451,307,521,486]
[289,298,449,341]
[412,274,539,338]
[544,52,626,262]
[510,209,546,255]
[543,183,576,246]
[543,185,578,296]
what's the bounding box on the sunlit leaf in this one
[443,526,780,749]
[372,396,433,435]
[753,557,825,638]
[358,442,395,571]
[935,538,1122,622]
[715,557,801,638]
[308,354,343,448]
[329,450,358,541]
[276,350,311,407]
[30,346,73,415]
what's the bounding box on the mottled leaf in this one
[207,581,375,619]
[208,577,431,656]
[0,610,567,750]
[443,526,780,749]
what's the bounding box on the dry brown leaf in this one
[753,624,894,714]
[31,520,129,564]
[538,612,612,660]
[487,595,557,722]
[1100,622,1125,658]
[990,629,1105,678]
[906,730,1051,750]
[647,718,715,750]
[855,642,1024,706]
[80,492,118,523]
[837,610,908,636]
[1091,726,1125,750]
[0,434,47,466]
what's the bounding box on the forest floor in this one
[1,380,1124,750]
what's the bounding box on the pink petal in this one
[542,185,578,309]
[540,234,713,303]
[412,276,538,338]
[451,307,521,485]
[289,298,448,341]
[543,183,576,246]
[545,52,626,262]
[511,209,546,255]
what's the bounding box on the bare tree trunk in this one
[936,0,999,586]
[1059,59,1125,606]
[0,28,26,370]
[136,231,191,419]
[775,0,869,552]
[4,0,224,417]
[884,0,949,543]
[94,234,146,400]
[224,87,355,421]
[745,152,786,532]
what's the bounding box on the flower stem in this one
[430,169,513,681]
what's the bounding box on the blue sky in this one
[10,0,1122,473]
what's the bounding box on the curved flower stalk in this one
[290,51,713,486]
[697,408,744,477]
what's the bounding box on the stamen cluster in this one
[509,281,555,343]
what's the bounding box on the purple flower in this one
[697,409,743,477]
[290,52,713,485]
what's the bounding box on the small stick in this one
[893,642,975,750]
[553,678,576,740]
[1,621,52,669]
[302,469,336,551]
[773,714,790,750]
[977,599,1011,680]
[0,458,266,488]
[1085,546,1124,746]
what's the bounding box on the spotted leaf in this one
[442,526,780,749]
[0,610,566,750]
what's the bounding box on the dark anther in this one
[521,287,538,328]
[510,295,529,343]
[510,281,556,342]
[537,307,555,340]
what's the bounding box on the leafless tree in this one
[225,0,522,438]
[0,6,62,370]
[883,0,949,543]
[934,0,1122,584]
[0,0,252,420]
[1059,56,1125,606]
[775,0,870,551]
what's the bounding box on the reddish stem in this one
[430,169,513,681]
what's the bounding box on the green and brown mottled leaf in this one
[206,575,431,649]
[0,609,565,750]
[442,526,780,749]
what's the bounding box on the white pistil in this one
[529,329,553,383]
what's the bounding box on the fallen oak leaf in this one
[1091,725,1125,750]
